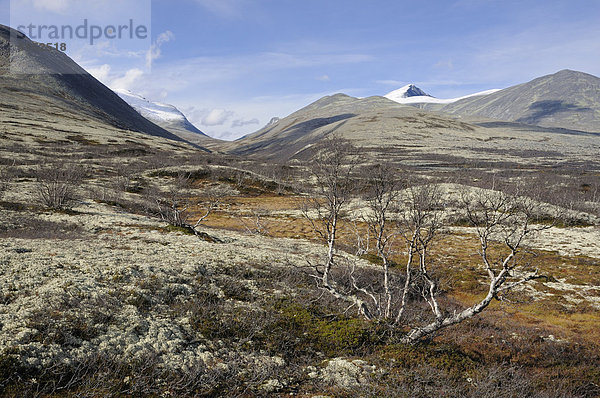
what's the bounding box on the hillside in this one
[226,93,600,172]
[227,94,479,160]
[441,70,600,133]
[0,24,191,144]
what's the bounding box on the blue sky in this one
[2,0,600,140]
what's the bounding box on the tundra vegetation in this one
[301,137,560,344]
[0,134,599,397]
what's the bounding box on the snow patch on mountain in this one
[384,85,500,105]
[391,84,432,98]
[114,89,187,123]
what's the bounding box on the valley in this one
[0,22,599,398]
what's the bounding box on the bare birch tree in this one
[150,172,223,236]
[395,183,445,324]
[398,187,551,343]
[301,135,373,319]
[360,163,401,319]
[304,138,556,343]
[353,176,445,325]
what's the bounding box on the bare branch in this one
[400,186,552,344]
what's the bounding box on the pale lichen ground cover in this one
[1,200,362,374]
[1,183,598,393]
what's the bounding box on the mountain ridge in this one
[441,69,600,133]
[0,24,192,144]
[385,84,500,105]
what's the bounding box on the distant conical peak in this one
[400,84,432,98]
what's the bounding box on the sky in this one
[2,0,600,140]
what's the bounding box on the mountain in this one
[226,91,600,170]
[441,70,600,133]
[226,93,483,160]
[0,24,190,144]
[114,89,219,146]
[227,94,404,158]
[385,84,500,105]
[385,84,432,101]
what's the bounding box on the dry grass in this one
[188,187,600,349]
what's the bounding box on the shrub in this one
[34,164,86,210]
[0,170,7,200]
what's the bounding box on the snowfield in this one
[115,89,188,123]
[385,84,501,104]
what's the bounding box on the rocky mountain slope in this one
[0,24,189,144]
[441,69,600,133]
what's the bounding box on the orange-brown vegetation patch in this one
[189,189,600,345]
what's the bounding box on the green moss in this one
[269,302,379,357]
[382,343,478,379]
[360,253,383,265]
[165,224,196,235]
[360,253,400,268]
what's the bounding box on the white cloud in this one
[110,68,145,91]
[200,109,235,126]
[156,31,175,46]
[182,106,253,137]
[231,118,259,128]
[146,31,175,68]
[317,75,330,81]
[87,64,111,81]
[75,40,147,61]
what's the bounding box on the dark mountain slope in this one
[0,24,190,144]
[442,70,600,133]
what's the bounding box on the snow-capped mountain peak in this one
[384,85,500,105]
[114,89,187,123]
[390,84,432,99]
[114,89,209,141]
[384,84,436,104]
